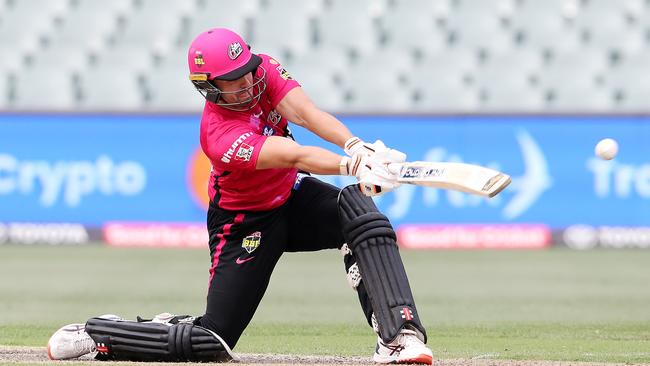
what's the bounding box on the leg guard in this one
[338,185,427,344]
[85,317,234,362]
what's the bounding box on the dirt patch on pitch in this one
[0,346,644,366]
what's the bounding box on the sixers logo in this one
[228,42,243,60]
[267,109,282,126]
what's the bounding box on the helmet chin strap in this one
[209,68,267,111]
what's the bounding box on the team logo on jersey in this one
[228,42,243,60]
[267,109,282,125]
[194,51,205,67]
[235,143,254,161]
[262,126,275,136]
[242,231,261,253]
[276,65,292,80]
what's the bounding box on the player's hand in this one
[340,154,400,196]
[344,137,407,164]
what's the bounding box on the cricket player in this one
[47,28,433,364]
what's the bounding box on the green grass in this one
[1,246,649,363]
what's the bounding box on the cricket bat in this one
[388,161,511,198]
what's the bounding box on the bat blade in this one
[389,161,511,197]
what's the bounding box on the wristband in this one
[343,136,362,156]
[339,156,351,175]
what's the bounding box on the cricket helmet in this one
[188,28,265,111]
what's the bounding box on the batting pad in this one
[85,317,234,362]
[338,185,427,343]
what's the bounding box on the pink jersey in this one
[199,54,300,211]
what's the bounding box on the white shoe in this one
[47,314,122,360]
[47,323,95,360]
[373,329,433,364]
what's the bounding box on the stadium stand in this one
[0,0,648,112]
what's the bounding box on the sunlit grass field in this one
[1,245,649,363]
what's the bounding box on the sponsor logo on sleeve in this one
[221,132,253,163]
[235,143,254,161]
[276,65,292,80]
[242,231,261,253]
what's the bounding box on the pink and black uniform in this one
[200,54,299,211]
[197,55,373,348]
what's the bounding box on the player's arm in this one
[275,87,353,148]
[257,136,400,196]
[275,88,406,163]
[256,136,342,174]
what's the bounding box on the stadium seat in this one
[380,7,446,56]
[416,47,478,84]
[574,0,643,53]
[261,0,323,17]
[629,0,650,27]
[326,0,386,16]
[287,47,349,73]
[413,83,480,112]
[545,86,614,112]
[0,0,648,112]
[186,14,250,47]
[290,64,346,112]
[338,47,413,111]
[147,70,205,112]
[474,49,542,89]
[198,0,259,16]
[480,85,545,111]
[250,14,314,56]
[353,48,414,75]
[446,0,515,52]
[511,0,581,51]
[0,74,8,109]
[390,0,451,18]
[316,0,385,54]
[0,45,25,73]
[537,48,608,93]
[183,0,259,46]
[12,70,77,110]
[605,50,650,111]
[47,7,121,51]
[616,87,650,111]
[474,49,543,111]
[94,45,155,73]
[408,47,479,112]
[78,66,144,110]
[344,76,411,113]
[0,0,67,48]
[27,46,91,74]
[113,0,190,52]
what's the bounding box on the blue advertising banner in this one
[0,114,204,224]
[1,114,649,228]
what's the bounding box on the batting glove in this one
[340,154,400,196]
[344,137,407,164]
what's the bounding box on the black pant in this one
[199,177,373,348]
